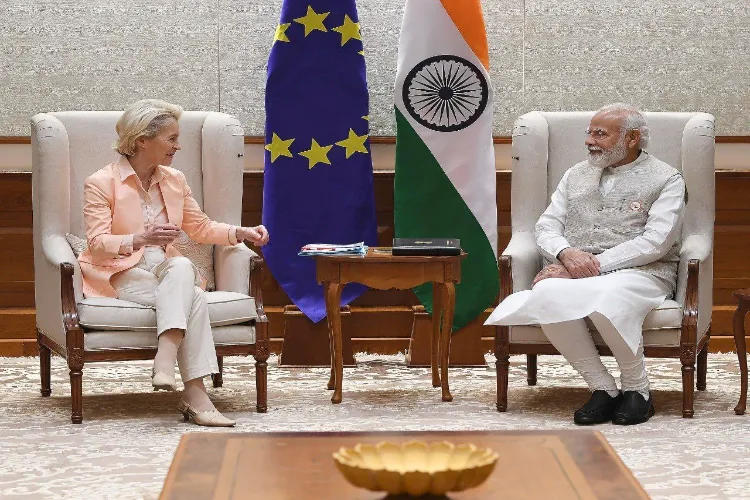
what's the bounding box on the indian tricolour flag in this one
[394,0,498,331]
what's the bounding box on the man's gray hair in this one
[595,103,650,150]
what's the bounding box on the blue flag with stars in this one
[262,0,378,323]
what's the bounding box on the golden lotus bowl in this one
[333,440,498,496]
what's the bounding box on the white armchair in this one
[31,111,269,423]
[495,111,715,418]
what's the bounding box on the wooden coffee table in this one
[160,431,649,499]
[316,248,466,404]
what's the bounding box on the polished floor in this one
[1,352,749,499]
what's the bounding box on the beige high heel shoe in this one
[178,400,236,427]
[152,369,177,392]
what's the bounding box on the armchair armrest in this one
[44,236,85,350]
[677,234,714,345]
[496,234,541,413]
[214,243,257,295]
[35,235,84,354]
[42,234,83,305]
[501,232,541,294]
[214,243,268,329]
[680,234,712,264]
[244,249,269,348]
[60,262,85,369]
[42,234,79,270]
[249,254,269,326]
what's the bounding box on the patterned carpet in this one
[1,352,749,499]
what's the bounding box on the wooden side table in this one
[733,289,750,415]
[315,248,465,404]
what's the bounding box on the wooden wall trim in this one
[0,137,31,144]
[4,136,750,145]
[715,136,750,144]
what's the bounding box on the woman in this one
[78,99,269,427]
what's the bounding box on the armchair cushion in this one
[641,299,682,330]
[78,291,257,332]
[509,299,689,347]
[205,291,258,326]
[510,325,684,348]
[83,324,255,351]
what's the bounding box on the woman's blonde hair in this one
[114,99,183,156]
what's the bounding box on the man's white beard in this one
[588,136,629,168]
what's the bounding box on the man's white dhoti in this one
[485,269,671,355]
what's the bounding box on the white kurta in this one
[485,153,686,354]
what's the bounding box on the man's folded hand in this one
[532,263,573,286]
[558,247,600,278]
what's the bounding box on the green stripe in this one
[394,108,498,331]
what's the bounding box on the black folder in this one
[392,238,461,256]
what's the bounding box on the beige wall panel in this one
[482,0,525,136]
[523,1,750,135]
[0,0,220,136]
[357,0,405,136]
[218,0,279,135]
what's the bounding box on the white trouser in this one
[111,256,219,382]
[540,312,649,394]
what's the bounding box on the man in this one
[486,103,685,425]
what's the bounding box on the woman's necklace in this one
[139,172,154,191]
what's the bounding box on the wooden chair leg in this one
[680,349,696,418]
[70,368,83,424]
[255,339,269,413]
[40,342,52,397]
[496,327,510,412]
[212,356,224,388]
[697,340,708,391]
[526,354,537,386]
[733,300,748,415]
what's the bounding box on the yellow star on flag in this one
[274,23,291,43]
[265,133,295,162]
[294,6,329,37]
[332,15,361,46]
[299,139,333,169]
[336,129,369,159]
[361,115,369,121]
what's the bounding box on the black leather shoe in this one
[574,390,623,425]
[612,391,655,425]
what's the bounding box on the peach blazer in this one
[79,156,234,298]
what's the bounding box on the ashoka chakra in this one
[402,55,489,133]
